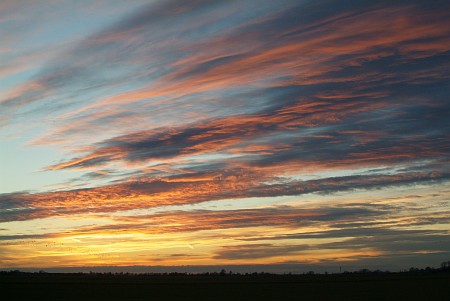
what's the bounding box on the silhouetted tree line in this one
[1,261,450,276]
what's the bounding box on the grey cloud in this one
[216,228,450,260]
[214,244,310,260]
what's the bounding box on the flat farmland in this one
[1,272,448,301]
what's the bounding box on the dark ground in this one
[0,272,449,300]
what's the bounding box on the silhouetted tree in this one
[440,261,450,270]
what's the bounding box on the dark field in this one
[1,272,449,301]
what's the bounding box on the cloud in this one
[7,0,447,153]
[214,244,311,260]
[1,169,448,223]
[99,205,380,234]
[32,0,449,190]
[213,226,450,261]
[44,98,449,173]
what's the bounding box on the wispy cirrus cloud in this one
[14,0,449,150]
[1,167,448,223]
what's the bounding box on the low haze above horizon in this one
[1,0,449,272]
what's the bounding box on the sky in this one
[0,0,449,273]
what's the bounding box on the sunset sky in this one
[1,0,449,272]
